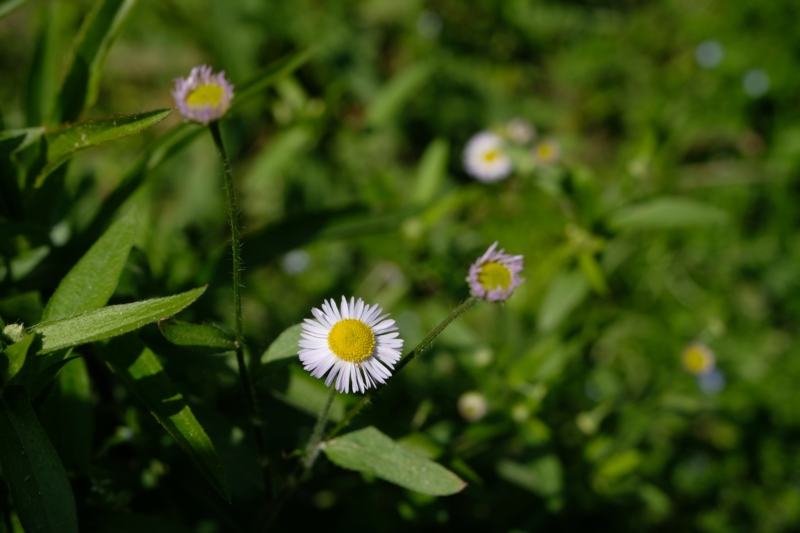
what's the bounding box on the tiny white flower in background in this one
[172,65,234,124]
[298,296,403,394]
[505,117,536,144]
[532,139,560,166]
[467,241,524,302]
[463,131,512,182]
[681,342,715,375]
[458,391,488,422]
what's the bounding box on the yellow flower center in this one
[478,261,512,291]
[328,319,376,363]
[682,345,713,374]
[537,144,553,160]
[483,149,501,163]
[186,85,226,108]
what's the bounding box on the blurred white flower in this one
[505,117,536,144]
[681,342,715,375]
[463,131,512,182]
[458,391,488,422]
[532,139,560,166]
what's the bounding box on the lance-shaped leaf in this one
[43,208,137,321]
[52,0,138,123]
[158,319,234,354]
[36,109,172,187]
[100,338,231,501]
[260,324,302,366]
[0,0,29,20]
[608,197,728,231]
[413,138,449,206]
[0,386,78,533]
[31,286,206,354]
[233,48,314,108]
[323,426,466,496]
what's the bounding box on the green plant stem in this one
[303,388,336,469]
[326,296,479,440]
[209,121,269,493]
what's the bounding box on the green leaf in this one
[497,456,564,497]
[36,109,172,187]
[240,206,413,270]
[233,48,314,109]
[537,270,590,332]
[262,364,345,422]
[52,0,138,123]
[0,386,78,533]
[578,252,608,295]
[43,209,137,321]
[38,357,93,474]
[1,333,34,386]
[413,138,449,206]
[100,339,231,501]
[0,128,45,158]
[261,324,302,365]
[323,426,466,496]
[158,319,234,354]
[31,286,206,354]
[0,0,29,20]
[367,62,433,127]
[608,197,728,231]
[26,1,62,126]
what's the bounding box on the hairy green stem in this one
[325,296,479,440]
[303,388,336,469]
[209,122,269,494]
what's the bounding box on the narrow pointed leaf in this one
[608,197,728,230]
[323,426,466,496]
[413,138,449,206]
[260,324,302,365]
[0,386,78,533]
[43,209,137,321]
[31,286,206,354]
[0,0,29,20]
[158,319,234,354]
[38,357,93,474]
[537,270,590,332]
[26,1,62,126]
[36,109,172,187]
[367,62,433,127]
[100,339,231,501]
[234,48,314,108]
[52,0,138,123]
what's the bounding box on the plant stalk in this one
[209,121,269,494]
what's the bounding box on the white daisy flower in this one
[463,131,512,183]
[298,296,404,394]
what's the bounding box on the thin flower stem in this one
[325,296,479,440]
[303,388,336,469]
[208,122,270,494]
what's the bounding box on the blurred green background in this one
[3,0,800,531]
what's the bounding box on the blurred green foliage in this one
[3,0,800,531]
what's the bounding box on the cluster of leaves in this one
[3,0,800,532]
